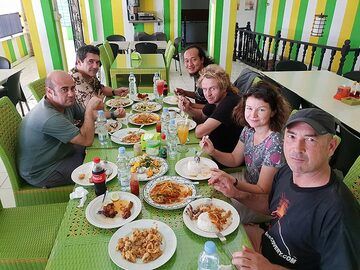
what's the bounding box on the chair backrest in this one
[343,71,360,82]
[155,32,167,41]
[164,40,173,59]
[103,41,115,64]
[134,32,157,41]
[98,45,111,86]
[0,97,22,192]
[173,37,182,59]
[165,45,175,84]
[0,56,11,69]
[343,155,360,202]
[135,42,158,54]
[106,34,126,41]
[233,68,262,96]
[275,60,308,71]
[3,70,23,106]
[28,77,46,102]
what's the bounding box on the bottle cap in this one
[161,133,166,140]
[118,146,126,154]
[204,241,216,254]
[93,157,100,163]
[163,108,169,113]
[97,110,104,116]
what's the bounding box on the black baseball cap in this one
[285,108,336,135]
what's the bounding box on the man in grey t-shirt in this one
[17,70,103,188]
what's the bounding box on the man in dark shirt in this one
[210,108,360,269]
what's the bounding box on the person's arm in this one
[104,107,126,119]
[195,118,220,138]
[178,96,206,123]
[102,85,129,97]
[70,96,102,146]
[175,87,196,99]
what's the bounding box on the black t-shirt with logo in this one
[261,165,360,269]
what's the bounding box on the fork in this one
[216,231,233,260]
[194,150,203,163]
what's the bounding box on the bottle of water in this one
[198,241,220,270]
[153,72,160,99]
[167,119,178,159]
[129,72,137,98]
[96,110,110,147]
[117,147,130,191]
[161,108,170,138]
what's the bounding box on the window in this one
[0,12,23,38]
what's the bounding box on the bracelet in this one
[233,178,239,187]
[110,111,116,120]
[112,89,116,96]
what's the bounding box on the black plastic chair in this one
[106,35,126,42]
[0,56,11,69]
[275,60,307,71]
[155,32,167,41]
[0,70,29,116]
[173,37,182,75]
[134,32,157,41]
[343,71,360,82]
[135,42,158,54]
[109,43,119,57]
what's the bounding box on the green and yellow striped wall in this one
[255,0,360,72]
[22,0,66,77]
[0,34,30,64]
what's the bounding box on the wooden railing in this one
[233,22,360,75]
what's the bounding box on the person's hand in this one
[87,96,103,111]
[175,88,186,96]
[233,246,276,270]
[114,107,126,118]
[208,169,238,198]
[178,96,192,112]
[115,87,129,97]
[200,135,214,155]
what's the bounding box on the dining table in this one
[263,70,360,133]
[110,54,166,89]
[0,69,18,85]
[45,95,251,269]
[128,40,168,51]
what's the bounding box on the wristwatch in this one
[112,89,116,96]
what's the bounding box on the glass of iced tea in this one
[177,120,189,153]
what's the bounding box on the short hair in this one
[233,81,291,132]
[45,76,55,90]
[197,64,238,94]
[183,45,214,67]
[76,45,100,62]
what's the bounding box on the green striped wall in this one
[0,34,30,64]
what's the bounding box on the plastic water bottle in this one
[116,147,130,191]
[198,241,220,270]
[153,72,160,99]
[96,110,110,147]
[129,72,137,98]
[161,108,170,137]
[167,119,178,159]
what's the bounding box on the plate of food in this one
[143,176,197,210]
[108,219,177,270]
[163,95,179,105]
[175,157,218,180]
[111,128,145,145]
[132,101,162,113]
[129,112,160,126]
[95,119,122,134]
[131,93,155,102]
[71,161,117,186]
[85,191,141,229]
[106,97,134,108]
[129,155,168,181]
[167,107,180,113]
[174,118,197,131]
[183,198,240,238]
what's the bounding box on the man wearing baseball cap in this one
[212,108,360,269]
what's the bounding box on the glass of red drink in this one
[156,80,165,96]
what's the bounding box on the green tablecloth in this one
[46,146,251,269]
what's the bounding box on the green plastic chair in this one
[99,45,111,87]
[344,155,360,202]
[28,77,45,102]
[0,200,67,269]
[164,40,173,59]
[103,41,115,64]
[0,97,73,206]
[165,44,175,85]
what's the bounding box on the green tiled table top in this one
[46,146,251,269]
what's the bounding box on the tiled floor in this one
[0,55,251,208]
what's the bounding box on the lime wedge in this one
[110,193,119,201]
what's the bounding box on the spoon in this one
[136,124,145,133]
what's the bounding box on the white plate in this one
[143,176,197,210]
[174,118,197,131]
[131,93,155,102]
[85,191,142,229]
[132,101,162,113]
[183,198,240,238]
[167,106,180,113]
[95,119,122,134]
[175,157,219,181]
[106,98,134,108]
[128,112,160,126]
[163,96,179,105]
[71,161,117,186]
[108,219,177,270]
[129,156,168,181]
[111,128,146,145]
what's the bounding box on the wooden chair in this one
[343,155,360,202]
[0,97,73,206]
[106,34,126,41]
[135,42,158,54]
[0,200,67,269]
[173,37,182,75]
[98,45,111,87]
[28,77,45,102]
[275,60,307,71]
[343,71,360,82]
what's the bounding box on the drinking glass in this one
[177,120,189,153]
[156,79,165,96]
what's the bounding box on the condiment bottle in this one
[159,133,167,159]
[92,157,107,196]
[130,173,139,196]
[133,142,142,157]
